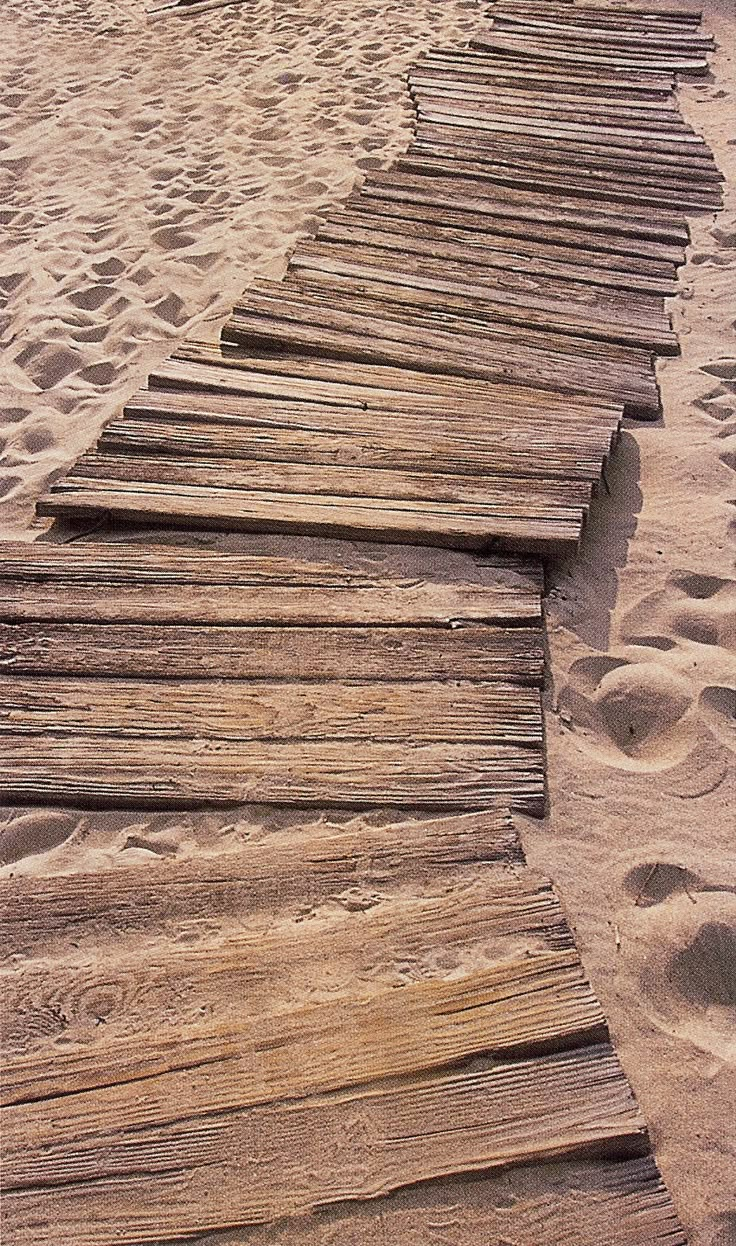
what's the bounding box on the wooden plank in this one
[408,72,682,114]
[410,125,722,189]
[469,34,709,74]
[0,733,546,810]
[241,253,676,352]
[0,674,544,748]
[403,145,721,215]
[344,191,688,263]
[316,213,680,295]
[1,1043,646,1245]
[420,49,676,93]
[491,15,714,51]
[399,151,720,215]
[0,621,545,684]
[243,275,659,414]
[37,477,586,554]
[62,448,594,511]
[485,4,702,29]
[415,101,709,156]
[106,396,620,483]
[413,91,700,143]
[154,340,654,424]
[359,171,689,245]
[128,1156,685,1246]
[0,541,543,626]
[0,808,523,959]
[1,857,588,1081]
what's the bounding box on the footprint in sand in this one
[621,572,736,655]
[0,810,76,866]
[558,655,697,771]
[624,868,736,1064]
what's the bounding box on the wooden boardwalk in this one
[1,2,723,1243]
[0,810,686,1246]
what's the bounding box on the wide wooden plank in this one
[1,1044,646,1245]
[0,540,542,625]
[38,477,586,554]
[0,734,545,810]
[413,93,703,147]
[0,620,544,683]
[0,808,523,958]
[0,675,544,748]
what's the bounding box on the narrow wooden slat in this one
[491,15,714,52]
[0,540,542,625]
[0,675,544,748]
[421,48,676,94]
[0,733,546,810]
[469,33,709,74]
[0,620,543,683]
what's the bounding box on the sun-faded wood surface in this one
[0,539,544,810]
[1,809,684,1246]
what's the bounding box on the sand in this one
[1,0,735,1241]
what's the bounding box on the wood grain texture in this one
[0,540,542,624]
[0,620,544,682]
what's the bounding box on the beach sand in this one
[1,0,735,1241]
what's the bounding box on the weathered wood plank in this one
[320,206,682,278]
[137,1156,686,1246]
[398,147,720,213]
[359,171,689,245]
[281,241,675,350]
[491,15,714,52]
[104,402,620,483]
[469,33,709,75]
[0,541,542,625]
[1,1044,646,1245]
[344,191,687,262]
[38,478,585,554]
[315,214,680,294]
[0,808,523,957]
[0,734,546,810]
[0,620,544,684]
[0,675,544,748]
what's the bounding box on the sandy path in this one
[1,0,735,1242]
